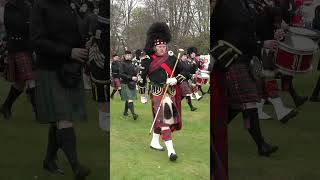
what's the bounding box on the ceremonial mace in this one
[148,48,184,134]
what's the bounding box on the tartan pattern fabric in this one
[225,61,259,105]
[112,78,121,89]
[6,52,33,82]
[257,78,279,99]
[151,94,181,130]
[179,81,192,96]
[161,129,172,141]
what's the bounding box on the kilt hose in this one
[6,51,33,82]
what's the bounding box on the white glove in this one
[166,77,177,86]
[140,95,148,104]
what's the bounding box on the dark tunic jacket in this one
[212,0,262,59]
[30,0,84,70]
[4,0,31,53]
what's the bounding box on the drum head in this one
[289,27,317,36]
[279,35,317,52]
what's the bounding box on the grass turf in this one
[110,85,210,180]
[228,52,320,180]
[0,80,109,180]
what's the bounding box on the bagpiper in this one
[138,22,185,161]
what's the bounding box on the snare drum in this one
[275,35,318,75]
[289,26,320,40]
[196,70,210,85]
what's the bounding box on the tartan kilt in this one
[150,93,182,131]
[120,83,137,101]
[179,81,192,96]
[5,52,33,82]
[112,78,121,89]
[35,70,87,123]
[225,61,259,106]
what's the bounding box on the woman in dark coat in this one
[30,0,90,179]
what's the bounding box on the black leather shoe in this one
[43,160,64,175]
[133,114,138,120]
[280,109,298,124]
[294,96,308,107]
[0,105,12,120]
[258,142,278,157]
[74,165,91,180]
[190,107,197,111]
[169,153,178,161]
[123,112,128,116]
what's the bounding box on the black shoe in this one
[0,105,12,120]
[309,96,320,102]
[43,160,64,175]
[169,153,178,161]
[123,112,128,116]
[74,165,91,180]
[190,107,197,111]
[133,114,138,120]
[280,109,298,124]
[294,96,308,107]
[258,142,278,157]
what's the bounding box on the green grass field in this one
[0,81,109,180]
[110,86,210,180]
[228,52,320,180]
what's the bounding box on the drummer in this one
[255,5,298,123]
[179,53,197,111]
[187,46,202,101]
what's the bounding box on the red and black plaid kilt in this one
[150,89,182,131]
[112,78,121,89]
[225,61,259,105]
[179,81,192,96]
[6,52,33,82]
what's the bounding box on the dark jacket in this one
[178,60,194,81]
[212,0,262,58]
[139,54,183,87]
[4,0,31,53]
[119,60,137,84]
[30,0,84,70]
[255,9,276,41]
[111,61,121,78]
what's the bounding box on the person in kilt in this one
[0,0,37,120]
[187,46,202,100]
[179,53,197,111]
[119,50,139,120]
[85,0,109,132]
[139,22,185,161]
[110,54,122,99]
[255,5,298,122]
[212,0,279,174]
[30,0,90,179]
